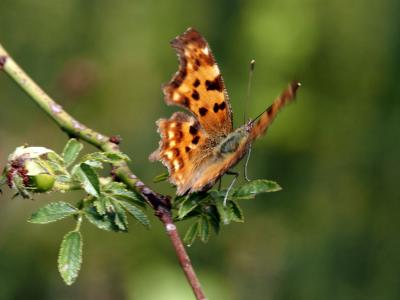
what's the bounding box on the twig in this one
[0,42,206,300]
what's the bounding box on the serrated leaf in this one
[178,193,207,219]
[76,163,100,197]
[208,189,226,201]
[104,151,130,162]
[229,200,244,222]
[198,216,210,243]
[205,205,220,234]
[184,221,199,247]
[119,200,150,228]
[214,197,231,225]
[46,151,65,165]
[81,160,103,169]
[153,172,169,183]
[172,195,188,209]
[81,152,130,165]
[104,182,145,207]
[62,139,83,167]
[113,201,128,231]
[232,179,282,200]
[58,231,82,285]
[93,196,107,215]
[84,206,116,232]
[28,202,78,224]
[178,197,199,220]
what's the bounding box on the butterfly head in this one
[245,119,255,133]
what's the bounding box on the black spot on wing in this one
[205,75,223,92]
[213,102,227,113]
[182,96,190,107]
[213,103,219,113]
[192,90,200,100]
[199,107,208,116]
[189,125,198,135]
[192,136,200,144]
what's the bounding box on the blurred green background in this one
[1,0,400,299]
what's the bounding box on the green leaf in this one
[232,179,282,200]
[112,201,128,232]
[80,160,103,169]
[184,221,199,247]
[208,189,226,201]
[178,197,199,219]
[198,216,210,243]
[153,172,169,183]
[177,193,207,219]
[205,205,221,234]
[104,182,145,207]
[229,200,244,222]
[58,231,82,285]
[28,202,78,224]
[215,197,231,225]
[81,152,130,165]
[62,139,83,167]
[76,163,100,197]
[93,196,107,215]
[119,200,150,228]
[84,206,115,232]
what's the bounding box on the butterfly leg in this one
[217,177,222,191]
[244,143,252,182]
[223,171,239,206]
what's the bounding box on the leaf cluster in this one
[25,139,148,284]
[155,174,281,246]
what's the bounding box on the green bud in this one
[2,146,71,197]
[30,173,56,192]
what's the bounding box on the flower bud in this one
[2,146,66,197]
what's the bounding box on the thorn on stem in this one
[110,167,117,180]
[0,56,7,69]
[109,135,122,144]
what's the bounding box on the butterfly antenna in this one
[249,107,268,125]
[244,59,256,123]
[249,80,301,127]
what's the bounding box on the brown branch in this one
[158,207,207,300]
[0,43,206,299]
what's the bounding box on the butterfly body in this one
[218,126,249,155]
[150,28,300,196]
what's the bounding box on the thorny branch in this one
[0,43,207,300]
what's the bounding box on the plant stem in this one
[158,207,207,300]
[0,43,206,300]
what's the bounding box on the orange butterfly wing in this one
[150,28,235,194]
[149,112,210,195]
[163,28,233,137]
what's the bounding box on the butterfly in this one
[150,28,300,196]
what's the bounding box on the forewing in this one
[163,28,233,136]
